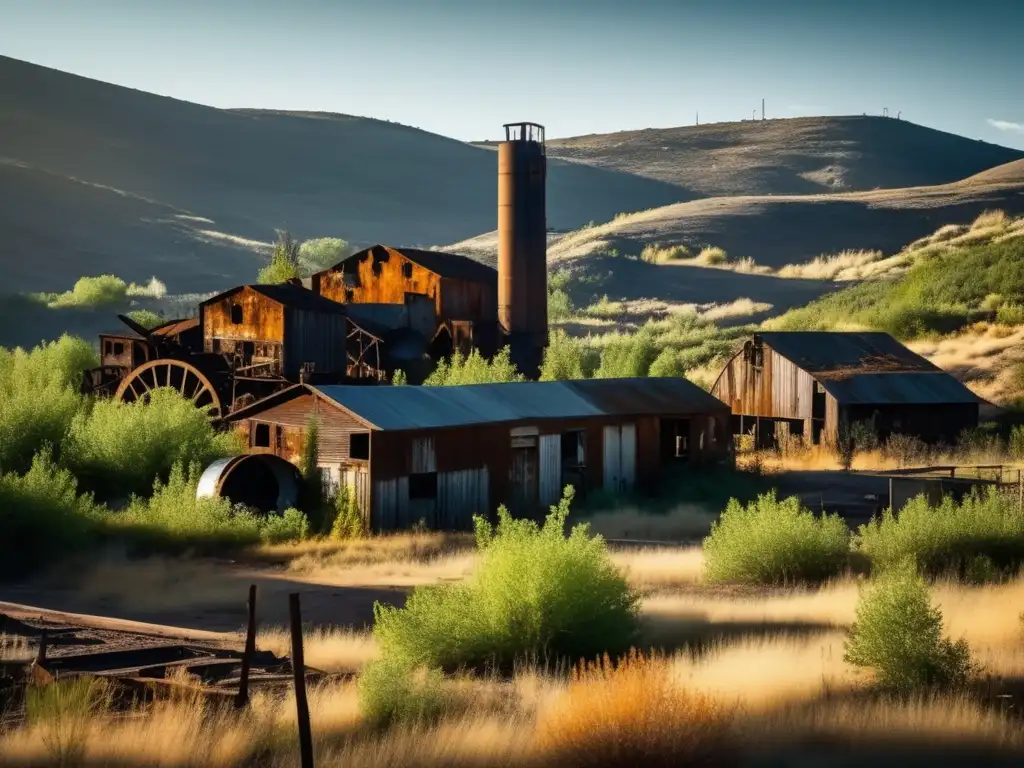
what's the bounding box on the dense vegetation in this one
[768,235,1024,340]
[0,336,306,575]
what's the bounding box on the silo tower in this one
[497,122,548,379]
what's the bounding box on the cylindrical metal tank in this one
[498,122,547,379]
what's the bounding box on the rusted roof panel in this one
[201,284,347,314]
[757,332,937,377]
[312,377,728,431]
[151,318,200,337]
[820,372,983,405]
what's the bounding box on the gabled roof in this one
[818,372,983,405]
[228,377,728,430]
[201,283,347,314]
[325,245,497,284]
[755,332,938,378]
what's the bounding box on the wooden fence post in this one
[235,584,257,709]
[1018,469,1022,515]
[289,593,314,768]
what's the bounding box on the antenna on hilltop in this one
[762,98,765,121]
[882,107,889,117]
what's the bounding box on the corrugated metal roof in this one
[330,245,497,284]
[312,377,727,431]
[756,332,937,376]
[820,372,983,405]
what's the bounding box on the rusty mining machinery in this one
[81,314,291,421]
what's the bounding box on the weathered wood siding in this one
[712,345,816,422]
[438,276,498,323]
[203,286,285,347]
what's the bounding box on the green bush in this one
[125,309,164,330]
[425,347,525,386]
[0,336,96,474]
[331,484,365,540]
[371,487,640,671]
[540,331,596,381]
[61,389,240,499]
[0,448,104,577]
[703,491,851,584]
[298,237,354,274]
[41,275,129,308]
[260,508,310,544]
[855,488,1024,580]
[117,462,265,551]
[548,287,575,321]
[258,230,301,284]
[595,325,660,378]
[357,658,450,727]
[1009,425,1024,460]
[844,561,975,692]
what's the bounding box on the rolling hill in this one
[542,116,1024,197]
[0,55,685,293]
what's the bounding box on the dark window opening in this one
[344,288,354,302]
[409,472,437,500]
[660,418,691,462]
[112,342,125,356]
[402,261,414,279]
[231,303,244,324]
[253,423,271,448]
[350,432,370,460]
[561,430,585,467]
[372,261,383,277]
[103,341,113,356]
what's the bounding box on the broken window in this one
[231,303,244,325]
[350,432,370,460]
[103,341,113,356]
[344,288,354,302]
[409,472,437,500]
[113,342,125,356]
[372,261,383,277]
[253,423,271,448]
[660,418,691,462]
[402,261,413,279]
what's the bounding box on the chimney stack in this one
[497,122,548,379]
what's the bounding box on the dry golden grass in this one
[700,297,773,321]
[696,245,728,265]
[260,531,473,565]
[535,649,731,767]
[776,249,885,280]
[258,625,379,673]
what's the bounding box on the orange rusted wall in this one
[318,247,442,314]
[203,286,285,349]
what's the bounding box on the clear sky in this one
[2,0,1022,149]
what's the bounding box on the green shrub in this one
[425,347,525,386]
[371,487,640,671]
[0,336,96,474]
[540,331,596,381]
[41,275,128,308]
[548,288,575,321]
[331,484,365,540]
[703,491,851,584]
[298,237,353,274]
[0,448,104,577]
[260,508,310,544]
[258,230,301,284]
[1009,425,1024,460]
[117,462,265,551]
[855,488,1024,580]
[125,309,164,330]
[61,389,240,499]
[595,325,659,378]
[844,561,975,692]
[357,658,450,727]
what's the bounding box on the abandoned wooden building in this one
[225,377,733,531]
[199,283,387,383]
[311,244,499,358]
[711,332,982,447]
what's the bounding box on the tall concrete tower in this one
[497,122,548,379]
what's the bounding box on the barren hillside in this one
[541,116,1024,197]
[445,160,1024,316]
[0,56,684,293]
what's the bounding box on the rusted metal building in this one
[712,332,982,447]
[227,377,732,532]
[199,283,383,382]
[311,244,499,358]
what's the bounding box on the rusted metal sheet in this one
[437,467,489,529]
[820,372,982,405]
[284,310,349,380]
[538,434,561,507]
[411,437,437,474]
[371,477,409,533]
[756,332,938,376]
[203,285,287,347]
[498,123,548,378]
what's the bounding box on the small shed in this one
[227,378,733,532]
[712,332,983,447]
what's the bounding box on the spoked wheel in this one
[114,358,224,419]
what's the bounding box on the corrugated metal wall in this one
[538,434,561,507]
[283,309,348,380]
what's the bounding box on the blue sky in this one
[2,0,1022,148]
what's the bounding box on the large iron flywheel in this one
[114,358,224,419]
